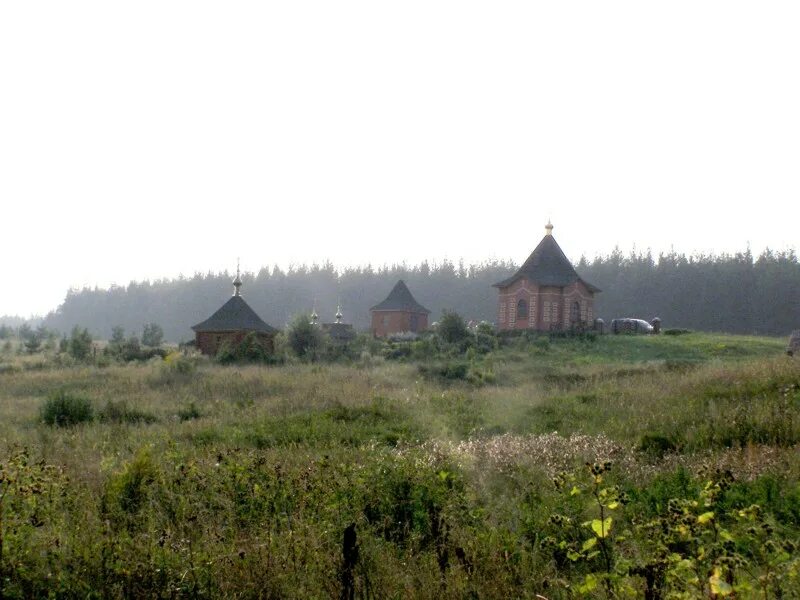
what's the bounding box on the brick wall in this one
[496,278,595,332]
[370,310,429,337]
[196,330,275,356]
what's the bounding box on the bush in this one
[472,331,498,354]
[411,336,440,360]
[142,323,164,347]
[418,361,469,381]
[68,326,93,361]
[105,448,158,517]
[638,432,682,458]
[99,400,157,425]
[287,314,324,360]
[438,311,469,345]
[41,391,94,426]
[163,351,196,374]
[664,328,692,336]
[178,402,202,421]
[381,341,412,360]
[217,332,276,365]
[23,335,41,354]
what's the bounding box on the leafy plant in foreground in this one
[545,464,800,598]
[40,390,94,426]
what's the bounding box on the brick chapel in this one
[370,280,430,337]
[191,266,278,355]
[493,222,600,332]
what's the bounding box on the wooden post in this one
[340,523,358,600]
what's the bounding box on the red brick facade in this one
[496,279,595,332]
[494,224,599,332]
[370,310,429,337]
[196,330,275,356]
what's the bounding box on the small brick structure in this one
[370,280,430,337]
[191,268,277,356]
[494,222,600,332]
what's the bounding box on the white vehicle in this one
[610,318,654,334]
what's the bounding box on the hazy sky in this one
[1,1,798,317]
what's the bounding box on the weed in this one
[40,390,94,426]
[99,400,157,425]
[178,402,202,421]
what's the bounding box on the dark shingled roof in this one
[192,296,278,333]
[371,280,431,314]
[493,234,600,292]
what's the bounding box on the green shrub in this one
[532,337,551,353]
[363,459,464,549]
[68,326,93,361]
[217,332,277,365]
[438,310,469,345]
[418,361,469,381]
[664,328,692,336]
[178,402,202,421]
[105,448,159,517]
[410,336,439,360]
[163,351,196,374]
[472,331,498,354]
[286,314,324,360]
[141,322,164,347]
[98,400,157,425]
[382,342,412,360]
[638,432,682,458]
[40,391,94,426]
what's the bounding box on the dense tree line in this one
[26,248,800,341]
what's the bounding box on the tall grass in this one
[0,333,797,597]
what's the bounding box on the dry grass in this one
[0,333,797,597]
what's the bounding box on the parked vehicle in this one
[610,318,654,334]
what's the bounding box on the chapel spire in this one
[233,258,242,296]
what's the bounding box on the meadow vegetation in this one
[0,329,798,598]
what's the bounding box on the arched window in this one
[570,301,581,324]
[517,298,528,319]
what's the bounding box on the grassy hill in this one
[0,332,798,598]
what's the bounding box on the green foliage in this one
[638,432,683,459]
[690,385,799,450]
[545,464,800,598]
[177,402,201,421]
[363,459,465,552]
[0,333,798,597]
[104,448,159,519]
[110,325,126,345]
[419,361,468,381]
[107,334,169,362]
[68,325,93,361]
[98,400,157,425]
[17,323,33,342]
[216,332,276,364]
[382,341,412,360]
[40,390,94,426]
[162,351,196,375]
[438,310,469,344]
[141,322,164,347]
[286,314,324,360]
[23,333,41,354]
[244,399,421,449]
[0,449,68,598]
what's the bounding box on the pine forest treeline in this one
[37,248,800,341]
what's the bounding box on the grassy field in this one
[1,332,798,598]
